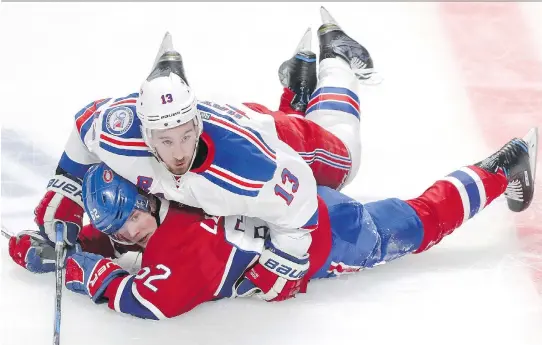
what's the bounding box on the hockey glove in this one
[34,174,84,246]
[65,252,128,303]
[236,242,309,302]
[8,230,81,273]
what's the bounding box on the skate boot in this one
[317,6,375,82]
[278,28,317,112]
[475,127,538,212]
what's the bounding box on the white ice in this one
[1,3,542,345]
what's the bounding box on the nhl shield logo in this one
[103,169,114,183]
[106,106,134,135]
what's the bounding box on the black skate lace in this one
[487,139,527,177]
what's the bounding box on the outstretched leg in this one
[409,129,537,252]
[311,129,538,278]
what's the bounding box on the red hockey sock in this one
[406,165,507,253]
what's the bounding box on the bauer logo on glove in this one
[88,260,119,288]
[47,177,84,201]
[262,257,308,279]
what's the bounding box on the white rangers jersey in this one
[59,93,318,257]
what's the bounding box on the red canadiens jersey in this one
[80,197,332,320]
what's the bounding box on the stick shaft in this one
[1,225,13,239]
[53,223,66,345]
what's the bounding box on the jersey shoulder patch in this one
[74,98,111,142]
[98,93,152,157]
[195,102,277,197]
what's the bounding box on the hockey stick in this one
[2,222,65,344]
[1,228,12,240]
[53,222,66,345]
[1,224,14,239]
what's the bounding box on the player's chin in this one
[138,233,152,248]
[168,165,188,175]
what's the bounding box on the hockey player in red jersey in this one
[9,128,537,319]
[33,9,373,305]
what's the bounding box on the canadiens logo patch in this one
[103,170,114,183]
[106,106,134,135]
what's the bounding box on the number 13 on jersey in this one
[274,168,299,205]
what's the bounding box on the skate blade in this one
[523,127,539,183]
[357,70,384,86]
[320,6,340,27]
[152,32,174,70]
[294,27,312,54]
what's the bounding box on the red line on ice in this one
[440,2,542,293]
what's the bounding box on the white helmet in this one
[137,67,201,132]
[137,32,202,134]
[136,33,203,173]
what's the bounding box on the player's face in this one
[150,121,198,175]
[114,210,157,248]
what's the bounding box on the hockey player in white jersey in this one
[34,7,372,301]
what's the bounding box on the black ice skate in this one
[475,128,538,212]
[278,28,317,112]
[317,6,376,82]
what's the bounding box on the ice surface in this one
[1,3,542,345]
